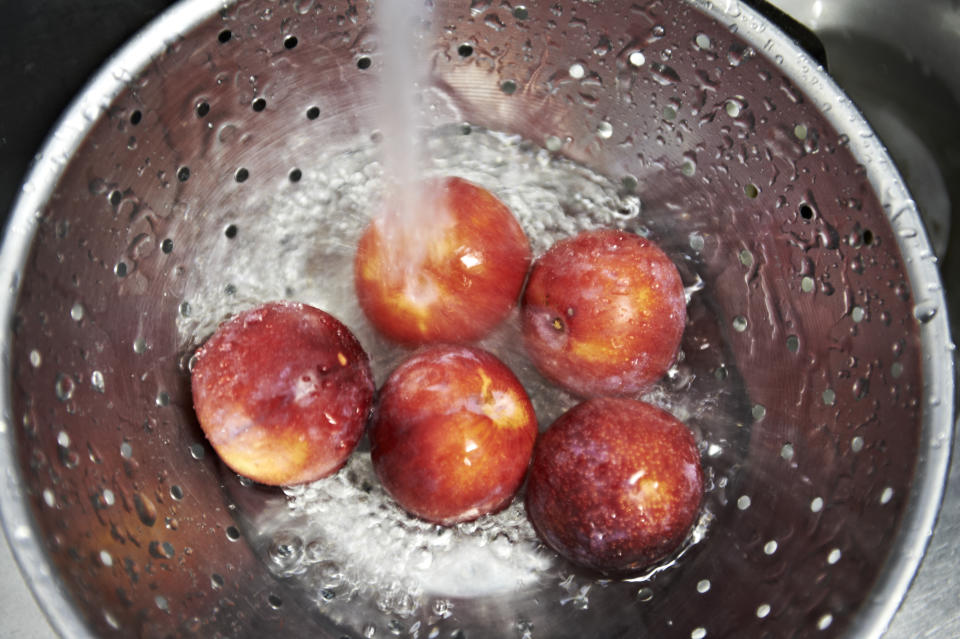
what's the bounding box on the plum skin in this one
[522,228,686,397]
[354,176,532,345]
[525,397,703,576]
[190,301,375,486]
[370,345,538,525]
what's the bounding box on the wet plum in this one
[522,228,686,397]
[190,301,375,486]
[525,397,703,575]
[355,177,531,345]
[370,344,538,525]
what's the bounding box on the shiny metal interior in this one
[763,2,960,636]
[0,0,954,638]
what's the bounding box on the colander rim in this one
[0,0,953,637]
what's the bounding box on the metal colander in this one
[0,0,954,638]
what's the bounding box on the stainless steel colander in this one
[0,0,954,637]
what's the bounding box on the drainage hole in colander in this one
[457,43,474,57]
[306,106,320,120]
[500,79,517,94]
[218,29,231,44]
[512,6,528,20]
[226,526,241,541]
[252,97,267,112]
[108,190,122,207]
[225,224,238,239]
[357,56,372,70]
[129,109,142,126]
[780,444,794,461]
[177,166,190,182]
[235,168,250,183]
[54,376,74,402]
[752,404,766,421]
[786,334,799,352]
[799,203,814,219]
[196,101,210,118]
[284,35,298,50]
[289,168,302,183]
[268,594,283,609]
[161,238,174,254]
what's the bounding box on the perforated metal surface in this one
[0,1,953,638]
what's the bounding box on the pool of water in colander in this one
[176,125,748,637]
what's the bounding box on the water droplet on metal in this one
[134,492,158,527]
[913,302,938,323]
[55,374,75,401]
